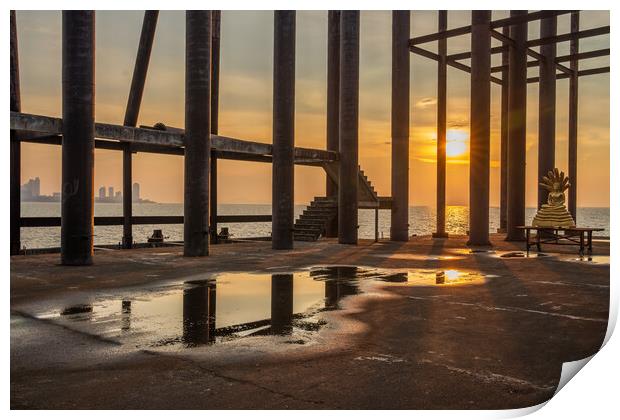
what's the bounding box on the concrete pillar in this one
[10,11,21,256]
[568,12,579,222]
[338,11,360,245]
[468,11,492,246]
[61,11,95,265]
[505,11,528,241]
[390,11,410,242]
[537,16,557,209]
[325,10,340,237]
[271,274,293,335]
[433,11,448,239]
[122,10,158,249]
[499,25,509,232]
[272,11,296,250]
[184,11,211,257]
[210,11,221,244]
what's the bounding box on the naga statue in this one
[532,168,576,228]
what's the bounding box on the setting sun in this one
[446,130,469,158]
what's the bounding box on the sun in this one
[446,130,469,158]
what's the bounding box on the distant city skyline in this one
[21,178,153,203]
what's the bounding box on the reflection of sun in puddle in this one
[387,269,495,287]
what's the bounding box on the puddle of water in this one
[562,255,610,265]
[372,253,464,261]
[34,266,495,350]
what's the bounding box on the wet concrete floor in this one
[11,234,610,409]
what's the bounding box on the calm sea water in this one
[20,202,610,249]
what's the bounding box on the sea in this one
[19,202,610,250]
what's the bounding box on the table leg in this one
[588,231,593,255]
[526,229,530,256]
[579,232,584,256]
[536,230,541,252]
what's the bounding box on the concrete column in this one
[568,12,579,222]
[468,11,492,246]
[433,11,448,239]
[184,11,211,257]
[338,11,360,245]
[10,11,21,256]
[505,10,528,241]
[61,11,95,265]
[272,11,296,250]
[271,274,294,335]
[122,10,158,249]
[325,10,340,237]
[390,10,410,242]
[210,11,221,244]
[499,25,509,232]
[537,16,557,209]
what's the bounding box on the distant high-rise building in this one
[98,186,106,199]
[132,182,140,202]
[20,177,41,201]
[108,186,114,198]
[115,191,122,199]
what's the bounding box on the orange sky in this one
[16,10,610,207]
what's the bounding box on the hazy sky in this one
[16,10,610,206]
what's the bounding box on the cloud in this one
[416,97,437,108]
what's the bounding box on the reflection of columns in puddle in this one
[183,282,216,345]
[121,300,131,331]
[271,274,294,335]
[324,267,361,310]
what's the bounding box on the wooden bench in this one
[516,226,604,256]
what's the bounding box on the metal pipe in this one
[468,10,492,246]
[325,10,340,238]
[272,11,296,250]
[122,10,159,249]
[433,11,448,239]
[61,11,95,265]
[568,12,579,222]
[537,16,557,209]
[10,10,21,256]
[184,11,211,257]
[499,25,509,232]
[338,11,360,245]
[210,11,221,244]
[390,10,410,242]
[506,11,528,241]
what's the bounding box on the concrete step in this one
[293,233,320,241]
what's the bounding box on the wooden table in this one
[516,226,605,256]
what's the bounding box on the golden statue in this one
[532,168,576,228]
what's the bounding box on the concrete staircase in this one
[293,197,338,242]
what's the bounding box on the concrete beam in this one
[272,11,296,250]
[537,16,557,209]
[61,11,95,265]
[184,11,211,257]
[506,11,528,241]
[122,10,159,249]
[468,11,492,246]
[391,10,410,242]
[325,11,340,238]
[10,11,21,256]
[10,112,338,162]
[338,11,360,245]
[434,11,448,239]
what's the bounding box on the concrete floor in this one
[10,234,609,409]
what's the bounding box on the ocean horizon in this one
[19,202,610,250]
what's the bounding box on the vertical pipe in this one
[374,208,379,242]
[433,11,448,238]
[325,10,340,237]
[338,11,360,245]
[271,274,294,335]
[10,11,21,256]
[184,11,211,257]
[272,11,296,250]
[122,10,159,249]
[468,10,492,246]
[505,10,528,241]
[537,16,557,209]
[499,25,509,232]
[210,11,221,244]
[210,152,218,243]
[61,11,95,265]
[568,12,579,222]
[390,10,410,242]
